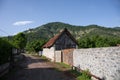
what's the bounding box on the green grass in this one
[54,62,91,80]
[70,69,91,80]
[55,62,71,69]
[53,62,71,72]
[40,55,46,59]
[70,70,81,76]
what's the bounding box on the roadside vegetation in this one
[53,62,91,80]
[25,39,46,53]
[78,35,120,48]
[0,32,27,65]
[0,38,13,65]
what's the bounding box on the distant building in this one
[42,28,78,62]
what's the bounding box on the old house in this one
[43,28,78,65]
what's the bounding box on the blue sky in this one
[0,0,120,36]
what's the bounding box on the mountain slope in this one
[24,22,120,42]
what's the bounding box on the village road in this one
[8,54,75,80]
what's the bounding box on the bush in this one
[77,70,91,80]
[78,35,120,48]
[71,69,91,80]
[0,38,13,65]
[26,39,46,52]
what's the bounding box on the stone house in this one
[43,28,78,64]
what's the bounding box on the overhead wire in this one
[0,28,9,36]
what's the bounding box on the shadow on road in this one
[0,54,75,80]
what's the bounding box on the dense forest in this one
[24,22,120,49]
[0,22,120,64]
[24,22,120,41]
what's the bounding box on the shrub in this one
[77,70,91,80]
[0,38,13,65]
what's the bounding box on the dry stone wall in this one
[73,47,120,80]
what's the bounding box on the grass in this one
[53,62,71,71]
[70,69,91,80]
[70,70,81,77]
[40,55,47,59]
[55,62,71,68]
[53,62,91,80]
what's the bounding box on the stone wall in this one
[43,46,55,61]
[73,47,120,80]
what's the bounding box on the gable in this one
[43,28,78,48]
[55,33,76,45]
[55,33,77,50]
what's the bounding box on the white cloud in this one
[13,21,34,26]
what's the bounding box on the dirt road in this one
[7,54,75,80]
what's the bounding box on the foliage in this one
[26,39,46,52]
[70,69,91,80]
[77,70,91,80]
[13,32,27,49]
[23,22,120,48]
[78,35,120,48]
[0,38,13,65]
[24,22,120,42]
[2,22,120,49]
[70,70,81,76]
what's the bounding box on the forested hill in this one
[1,22,120,52]
[24,22,120,42]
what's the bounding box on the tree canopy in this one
[0,38,13,65]
[78,35,120,48]
[13,32,27,49]
[26,39,46,52]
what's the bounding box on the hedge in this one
[0,38,13,65]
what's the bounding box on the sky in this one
[0,0,120,36]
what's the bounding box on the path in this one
[7,54,75,80]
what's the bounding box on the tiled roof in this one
[42,28,78,48]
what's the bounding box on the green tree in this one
[77,35,120,48]
[13,32,27,49]
[26,39,46,52]
[0,38,13,64]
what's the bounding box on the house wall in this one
[73,47,120,80]
[43,46,55,61]
[55,51,61,62]
[55,33,77,50]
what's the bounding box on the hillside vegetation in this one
[24,22,120,41]
[1,22,120,54]
[23,22,120,49]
